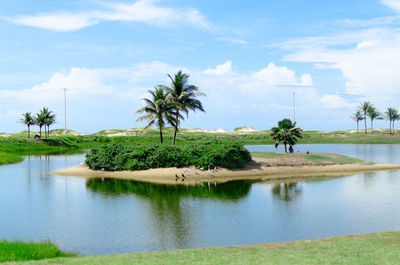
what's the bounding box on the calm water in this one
[0,144,400,255]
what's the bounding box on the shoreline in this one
[51,161,400,185]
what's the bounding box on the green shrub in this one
[85,139,251,171]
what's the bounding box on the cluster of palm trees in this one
[352,102,399,134]
[136,71,205,144]
[19,108,56,139]
[271,119,303,153]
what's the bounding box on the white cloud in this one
[321,94,354,109]
[381,0,400,12]
[9,0,212,31]
[356,40,381,49]
[217,37,248,45]
[253,63,296,85]
[11,13,97,31]
[203,61,233,75]
[300,74,313,86]
[282,27,400,107]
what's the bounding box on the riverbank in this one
[5,231,400,264]
[52,152,400,185]
[0,152,23,165]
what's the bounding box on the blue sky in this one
[1,0,400,133]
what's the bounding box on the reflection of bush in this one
[85,139,251,171]
[272,183,302,202]
[86,178,252,201]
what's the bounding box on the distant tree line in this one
[352,102,399,134]
[19,107,56,139]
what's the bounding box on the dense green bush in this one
[85,139,251,171]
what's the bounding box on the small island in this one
[52,150,400,185]
[52,120,400,185]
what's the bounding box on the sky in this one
[1,0,400,133]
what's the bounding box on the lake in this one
[0,144,399,255]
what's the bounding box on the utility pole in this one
[293,91,296,123]
[63,88,68,135]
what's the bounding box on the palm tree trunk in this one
[28,125,30,139]
[357,121,359,134]
[364,114,367,134]
[284,143,287,153]
[390,120,392,134]
[39,126,42,138]
[393,121,396,134]
[159,128,163,144]
[371,119,373,134]
[172,111,179,145]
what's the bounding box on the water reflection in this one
[86,178,252,201]
[272,182,302,202]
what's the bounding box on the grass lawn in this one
[0,240,75,263]
[0,152,23,165]
[4,231,400,265]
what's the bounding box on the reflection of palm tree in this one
[86,179,251,200]
[272,183,302,202]
[87,179,251,249]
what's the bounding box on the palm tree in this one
[164,71,205,145]
[271,118,303,153]
[391,109,400,134]
[351,111,364,134]
[42,108,56,137]
[359,101,372,134]
[34,111,46,139]
[19,112,34,138]
[136,86,180,144]
[385,107,399,134]
[45,111,56,137]
[367,106,382,134]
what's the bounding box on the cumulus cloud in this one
[9,0,213,31]
[321,94,354,109]
[381,0,400,12]
[203,61,233,75]
[282,27,400,108]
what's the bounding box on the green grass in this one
[303,154,364,164]
[2,128,400,159]
[0,152,23,165]
[0,240,75,263]
[251,152,283,158]
[7,231,400,265]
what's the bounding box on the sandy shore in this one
[52,161,400,185]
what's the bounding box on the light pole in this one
[63,88,68,135]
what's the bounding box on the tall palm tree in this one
[359,101,372,134]
[164,71,205,145]
[271,118,303,153]
[367,106,381,134]
[392,109,400,134]
[19,112,34,139]
[34,111,46,139]
[385,107,399,134]
[136,86,180,144]
[44,110,56,138]
[351,111,364,134]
